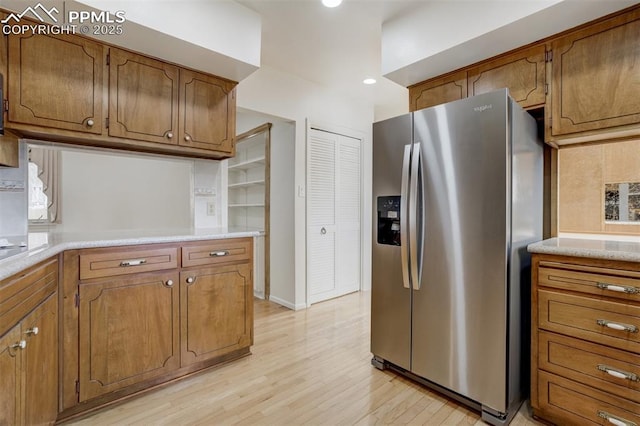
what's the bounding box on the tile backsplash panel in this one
[559,139,640,235]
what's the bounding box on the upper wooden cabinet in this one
[108,48,179,145]
[549,8,640,140]
[0,13,237,160]
[409,71,467,111]
[179,69,236,154]
[468,45,546,109]
[7,31,104,134]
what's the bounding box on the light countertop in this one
[528,235,640,263]
[0,227,263,281]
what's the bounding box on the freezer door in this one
[411,90,511,412]
[371,113,412,371]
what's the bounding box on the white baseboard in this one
[253,290,264,299]
[269,295,307,311]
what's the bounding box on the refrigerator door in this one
[371,113,412,371]
[411,90,511,412]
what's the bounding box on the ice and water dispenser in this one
[377,196,401,246]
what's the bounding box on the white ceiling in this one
[237,0,420,113]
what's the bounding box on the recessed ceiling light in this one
[322,0,342,8]
[363,78,377,85]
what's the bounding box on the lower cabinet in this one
[181,263,253,366]
[63,238,254,419]
[22,294,58,426]
[0,326,21,425]
[0,258,58,426]
[78,271,180,401]
[532,253,640,425]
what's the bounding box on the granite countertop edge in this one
[0,230,263,282]
[528,237,640,263]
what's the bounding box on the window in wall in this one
[28,161,49,221]
[605,182,640,223]
[28,146,60,224]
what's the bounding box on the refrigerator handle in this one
[400,144,411,289]
[409,143,421,290]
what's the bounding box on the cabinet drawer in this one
[0,258,57,337]
[538,370,640,425]
[539,260,640,303]
[539,330,640,403]
[182,238,252,268]
[539,289,640,353]
[79,246,178,280]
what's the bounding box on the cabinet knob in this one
[184,135,192,142]
[25,327,39,336]
[166,132,174,139]
[12,340,26,350]
[166,280,174,287]
[87,119,94,127]
[186,277,195,284]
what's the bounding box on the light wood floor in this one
[68,291,544,425]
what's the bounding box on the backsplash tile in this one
[559,139,640,235]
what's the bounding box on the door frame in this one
[304,119,367,307]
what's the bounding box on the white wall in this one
[56,148,194,232]
[237,65,374,310]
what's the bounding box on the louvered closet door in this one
[307,129,361,304]
[336,136,361,296]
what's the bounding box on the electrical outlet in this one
[206,202,216,216]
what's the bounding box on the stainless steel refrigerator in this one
[371,89,543,425]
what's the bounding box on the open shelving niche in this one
[227,123,271,299]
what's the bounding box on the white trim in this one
[269,295,306,311]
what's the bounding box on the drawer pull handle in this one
[597,319,638,333]
[120,259,147,267]
[597,364,639,382]
[598,410,637,426]
[597,282,640,294]
[25,327,39,336]
[210,251,229,257]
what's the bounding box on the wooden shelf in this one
[228,157,265,171]
[229,203,265,208]
[228,180,265,189]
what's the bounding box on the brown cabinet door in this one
[0,326,21,426]
[108,48,179,145]
[468,45,546,109]
[550,9,640,137]
[22,293,58,426]
[7,31,103,134]
[409,71,467,112]
[180,263,253,366]
[179,69,236,154]
[79,271,180,401]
